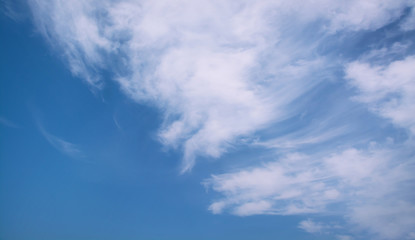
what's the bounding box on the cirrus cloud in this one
[24,0,415,239]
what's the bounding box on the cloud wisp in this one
[1,0,25,22]
[298,219,325,234]
[37,124,83,158]
[0,116,20,128]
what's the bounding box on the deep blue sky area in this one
[0,12,325,240]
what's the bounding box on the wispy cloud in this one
[37,124,83,158]
[112,114,123,131]
[1,0,24,21]
[256,125,347,150]
[26,0,328,172]
[298,219,325,234]
[0,116,20,128]
[29,0,413,172]
[25,0,415,239]
[204,144,415,239]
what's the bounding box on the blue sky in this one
[1,0,415,239]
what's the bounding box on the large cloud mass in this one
[28,0,414,171]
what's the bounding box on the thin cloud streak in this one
[1,0,24,22]
[37,124,83,158]
[0,117,20,128]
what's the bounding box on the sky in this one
[1,0,415,239]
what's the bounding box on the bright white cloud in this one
[27,0,415,172]
[204,146,415,239]
[346,55,415,135]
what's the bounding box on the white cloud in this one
[327,0,408,32]
[346,55,415,135]
[233,200,273,216]
[204,146,415,239]
[27,0,415,172]
[28,0,112,86]
[25,0,415,239]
